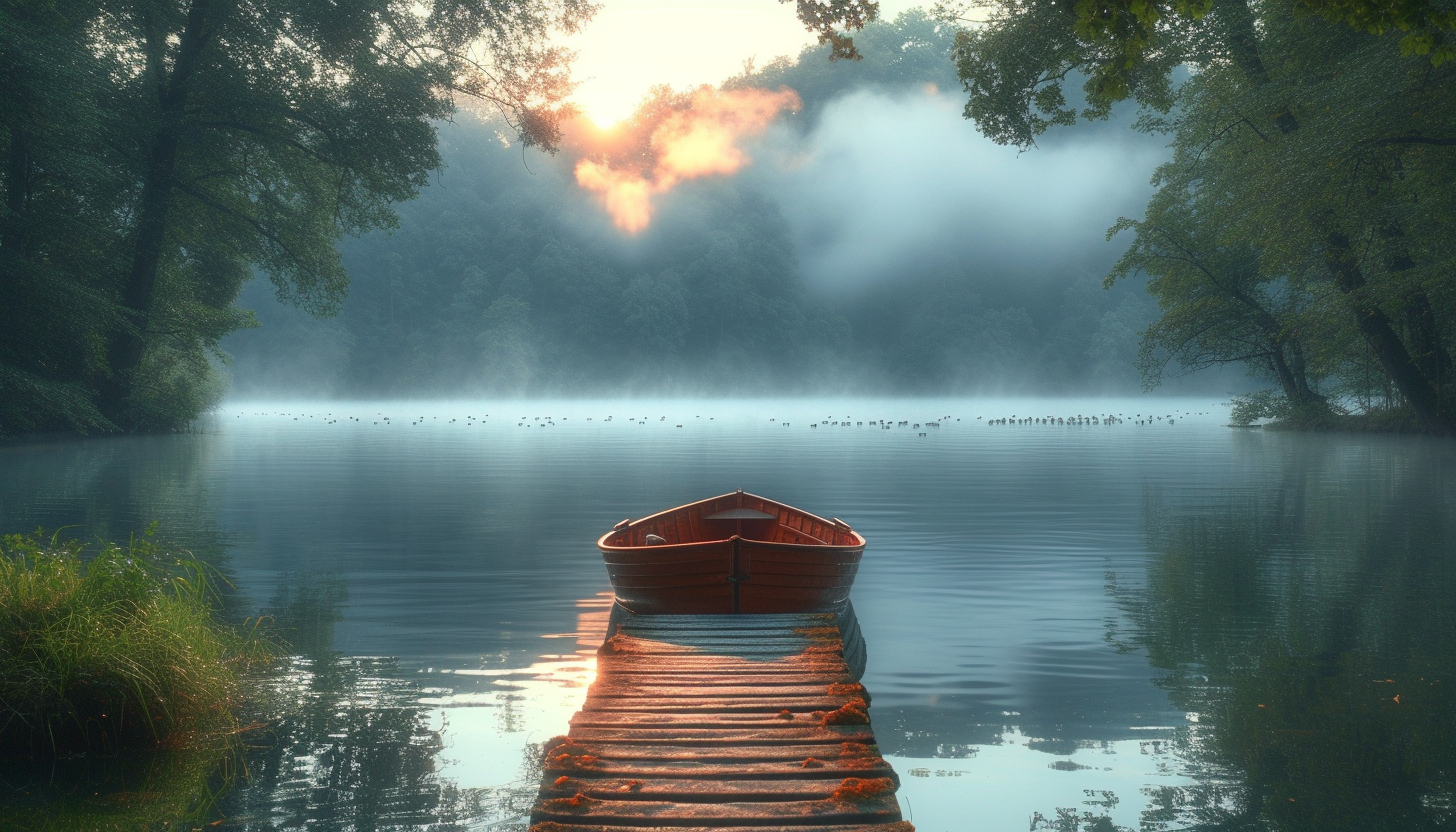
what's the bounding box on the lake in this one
[1,397,1452,832]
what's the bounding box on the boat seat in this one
[703,508,777,521]
[777,525,826,545]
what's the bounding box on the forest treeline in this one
[225,11,1165,398]
[4,2,1453,433]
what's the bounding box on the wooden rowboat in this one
[597,490,866,614]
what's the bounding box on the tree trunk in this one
[1216,0,1273,87]
[1270,339,1323,407]
[1405,290,1452,392]
[1,129,31,372]
[1325,227,1451,432]
[1268,345,1304,402]
[2,128,29,279]
[97,1,216,426]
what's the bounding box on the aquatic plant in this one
[0,528,270,755]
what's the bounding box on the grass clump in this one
[0,528,269,756]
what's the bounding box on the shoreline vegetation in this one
[1229,391,1435,434]
[0,527,271,757]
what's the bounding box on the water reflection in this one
[0,740,238,832]
[220,578,603,830]
[1116,434,1456,831]
[4,401,1452,831]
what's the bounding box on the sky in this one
[560,0,922,125]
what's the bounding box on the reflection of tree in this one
[1119,439,1456,831]
[226,575,541,831]
[0,433,254,626]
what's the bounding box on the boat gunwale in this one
[597,491,865,554]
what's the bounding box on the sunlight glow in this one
[574,87,802,233]
[559,2,814,128]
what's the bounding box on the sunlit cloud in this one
[574,86,802,234]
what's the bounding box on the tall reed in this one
[0,528,269,755]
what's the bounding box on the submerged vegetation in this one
[0,528,269,756]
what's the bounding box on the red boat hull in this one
[597,491,866,614]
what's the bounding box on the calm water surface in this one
[1,397,1452,832]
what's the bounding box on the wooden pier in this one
[528,605,911,831]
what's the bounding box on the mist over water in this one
[755,88,1169,296]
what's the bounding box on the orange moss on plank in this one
[821,697,870,725]
[544,753,599,772]
[831,777,896,802]
[801,756,825,768]
[827,682,865,696]
[553,776,571,787]
[839,742,874,758]
[802,643,843,654]
[540,792,597,813]
[776,709,795,720]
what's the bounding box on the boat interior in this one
[604,494,861,549]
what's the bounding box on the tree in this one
[946,0,1456,429]
[786,0,884,60]
[1,0,590,433]
[1106,184,1328,411]
[0,1,130,433]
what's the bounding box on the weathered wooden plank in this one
[620,611,835,622]
[588,682,850,698]
[532,795,901,824]
[568,711,866,729]
[566,726,876,745]
[608,638,836,652]
[594,677,849,691]
[600,657,851,673]
[532,824,915,832]
[540,758,899,780]
[616,620,836,633]
[581,695,852,713]
[546,741,868,762]
[602,639,825,656]
[540,775,849,800]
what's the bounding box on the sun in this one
[557,2,818,129]
[570,83,640,130]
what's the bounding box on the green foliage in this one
[950,0,1456,430]
[0,0,590,435]
[788,0,884,61]
[0,528,270,755]
[1228,389,1286,425]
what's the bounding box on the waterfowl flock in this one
[230,407,1211,431]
